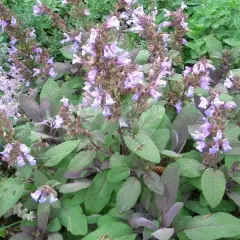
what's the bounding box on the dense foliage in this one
[0,0,240,240]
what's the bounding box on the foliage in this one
[0,0,240,239]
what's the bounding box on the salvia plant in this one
[0,0,240,239]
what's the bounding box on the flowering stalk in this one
[190,92,236,166]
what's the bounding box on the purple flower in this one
[174,100,182,113]
[224,77,233,89]
[209,143,219,155]
[31,190,42,201]
[54,115,64,129]
[117,56,131,66]
[149,89,161,100]
[10,37,18,46]
[25,154,36,166]
[60,97,69,107]
[84,9,90,16]
[103,106,112,117]
[39,193,48,203]
[72,54,82,65]
[47,57,54,65]
[205,106,215,117]
[213,129,223,143]
[33,4,44,16]
[196,141,207,152]
[105,94,116,105]
[127,71,144,86]
[49,193,58,203]
[132,92,140,102]
[199,97,208,109]
[88,68,98,84]
[17,155,25,167]
[200,76,210,91]
[88,28,98,44]
[60,33,73,44]
[75,32,82,43]
[105,16,120,30]
[11,16,17,27]
[0,20,8,31]
[186,86,194,98]
[92,95,102,108]
[49,68,57,78]
[104,43,122,59]
[119,118,128,128]
[82,44,96,56]
[160,21,172,28]
[181,39,187,45]
[213,95,224,107]
[224,101,237,109]
[20,144,30,155]
[222,140,232,152]
[33,68,41,77]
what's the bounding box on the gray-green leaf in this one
[116,177,141,213]
[201,168,226,208]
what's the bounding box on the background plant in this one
[0,0,240,240]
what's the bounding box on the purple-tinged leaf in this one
[227,191,240,206]
[19,94,43,122]
[21,226,36,236]
[59,179,92,193]
[9,233,33,240]
[128,213,158,230]
[172,103,202,152]
[143,172,164,195]
[160,163,180,213]
[152,228,174,240]
[38,212,49,233]
[40,97,53,118]
[64,171,83,179]
[164,202,184,227]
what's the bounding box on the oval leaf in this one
[201,168,226,208]
[116,177,141,213]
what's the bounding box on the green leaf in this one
[69,150,96,171]
[143,172,164,195]
[206,35,223,57]
[184,201,210,215]
[134,50,150,65]
[67,76,84,89]
[176,158,202,178]
[201,168,226,208]
[59,179,92,193]
[161,150,182,158]
[116,177,141,213]
[44,140,80,167]
[47,233,63,240]
[34,170,50,187]
[107,166,130,182]
[14,123,31,145]
[83,222,132,240]
[152,228,174,240]
[58,200,87,236]
[40,78,61,116]
[0,178,25,217]
[124,133,160,163]
[152,129,170,152]
[48,218,61,232]
[60,45,74,59]
[85,171,114,214]
[138,105,165,136]
[183,212,240,240]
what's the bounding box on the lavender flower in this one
[199,97,208,109]
[105,16,120,30]
[31,187,58,204]
[11,16,17,27]
[49,68,57,78]
[33,0,45,16]
[174,100,182,113]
